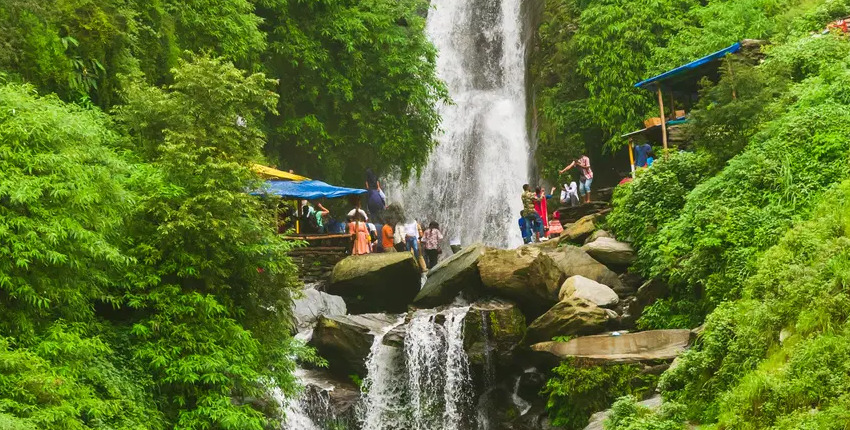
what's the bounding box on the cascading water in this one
[358,307,474,430]
[390,0,532,248]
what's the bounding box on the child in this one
[518,211,532,244]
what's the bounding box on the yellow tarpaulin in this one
[251,164,309,181]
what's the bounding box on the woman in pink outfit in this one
[349,213,371,255]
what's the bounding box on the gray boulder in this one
[328,253,421,313]
[414,243,488,307]
[478,246,563,318]
[584,229,612,245]
[582,237,636,268]
[292,288,347,335]
[309,313,403,376]
[525,297,610,344]
[531,329,691,365]
[559,275,619,309]
[545,245,625,291]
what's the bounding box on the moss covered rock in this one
[478,246,563,319]
[415,243,489,307]
[525,297,610,344]
[545,245,625,291]
[309,313,403,377]
[329,252,420,313]
[463,299,527,367]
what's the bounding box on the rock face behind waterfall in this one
[328,253,420,313]
[309,313,402,377]
[463,300,526,369]
[415,243,489,307]
[478,246,563,318]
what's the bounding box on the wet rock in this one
[292,288,347,335]
[531,329,691,365]
[525,297,610,344]
[616,271,644,297]
[328,252,420,313]
[582,237,636,269]
[290,368,361,426]
[309,313,402,376]
[463,299,526,368]
[415,243,489,307]
[559,275,619,309]
[544,245,625,292]
[479,246,563,319]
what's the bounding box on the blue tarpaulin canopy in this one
[635,42,741,89]
[255,180,367,200]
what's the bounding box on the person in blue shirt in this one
[646,150,656,168]
[518,212,532,244]
[634,143,652,168]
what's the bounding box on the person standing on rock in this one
[421,221,444,269]
[559,155,593,204]
[521,184,544,242]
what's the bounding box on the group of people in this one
[518,154,596,244]
[347,170,447,271]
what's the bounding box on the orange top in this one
[381,224,394,249]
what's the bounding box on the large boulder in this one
[463,300,526,368]
[478,246,563,318]
[582,237,636,268]
[292,288,347,337]
[559,214,600,244]
[414,243,488,307]
[328,253,420,313]
[531,329,691,365]
[285,368,361,427]
[545,245,625,291]
[584,229,612,245]
[309,313,403,376]
[559,276,619,309]
[525,297,610,344]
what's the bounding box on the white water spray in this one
[358,307,474,430]
[391,0,532,248]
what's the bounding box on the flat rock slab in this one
[329,252,420,314]
[414,243,488,307]
[531,329,691,364]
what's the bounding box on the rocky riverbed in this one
[283,215,689,430]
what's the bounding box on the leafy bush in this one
[543,360,654,430]
[661,179,850,425]
[603,396,684,430]
[647,34,850,307]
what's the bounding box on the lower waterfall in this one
[359,307,474,430]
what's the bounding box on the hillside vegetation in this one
[535,0,850,428]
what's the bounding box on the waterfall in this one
[390,0,532,248]
[358,307,474,430]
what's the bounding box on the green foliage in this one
[603,396,685,430]
[0,0,446,184]
[661,179,850,425]
[256,0,448,184]
[0,57,310,429]
[543,360,650,430]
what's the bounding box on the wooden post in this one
[656,85,669,157]
[726,56,737,100]
[293,200,300,234]
[628,138,636,177]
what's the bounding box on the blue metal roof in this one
[635,42,741,89]
[253,180,367,200]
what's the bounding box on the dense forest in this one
[535,0,850,428]
[0,0,442,428]
[5,0,850,429]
